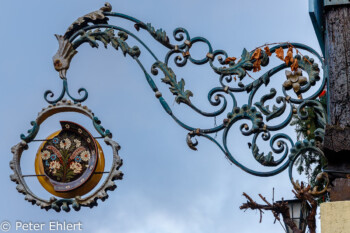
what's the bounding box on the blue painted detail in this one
[20,121,39,143]
[309,0,325,56]
[44,79,88,105]
[93,116,112,138]
[324,0,350,6]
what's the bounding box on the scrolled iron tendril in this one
[49,2,328,185]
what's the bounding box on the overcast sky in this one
[0,1,322,233]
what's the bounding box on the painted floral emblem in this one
[70,162,83,174]
[81,151,91,161]
[74,139,81,148]
[41,150,51,160]
[60,138,71,150]
[49,161,61,174]
[40,121,98,190]
[52,137,59,144]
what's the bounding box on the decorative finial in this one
[100,2,112,12]
[52,35,78,79]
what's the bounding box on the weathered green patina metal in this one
[44,79,88,104]
[12,2,329,211]
[151,61,193,105]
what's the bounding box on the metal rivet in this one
[224,86,229,93]
[206,53,214,60]
[183,51,190,57]
[184,40,192,48]
[155,91,162,98]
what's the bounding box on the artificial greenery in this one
[290,93,328,203]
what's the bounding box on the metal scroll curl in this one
[49,2,327,189]
[288,139,329,196]
[11,100,123,212]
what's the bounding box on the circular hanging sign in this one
[35,121,105,198]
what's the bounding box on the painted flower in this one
[60,138,71,150]
[70,162,82,174]
[49,161,61,174]
[52,137,59,144]
[41,150,51,160]
[50,154,57,160]
[75,156,82,162]
[78,128,83,134]
[74,139,81,148]
[81,151,91,161]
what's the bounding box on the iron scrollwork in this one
[53,2,327,183]
[13,2,329,211]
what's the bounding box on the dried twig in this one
[293,182,318,233]
[240,183,318,233]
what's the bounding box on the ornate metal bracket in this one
[52,2,327,185]
[324,0,350,7]
[13,2,329,211]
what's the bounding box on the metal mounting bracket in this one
[309,0,325,56]
[309,0,350,55]
[324,0,350,7]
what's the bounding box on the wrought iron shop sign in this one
[11,2,329,212]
